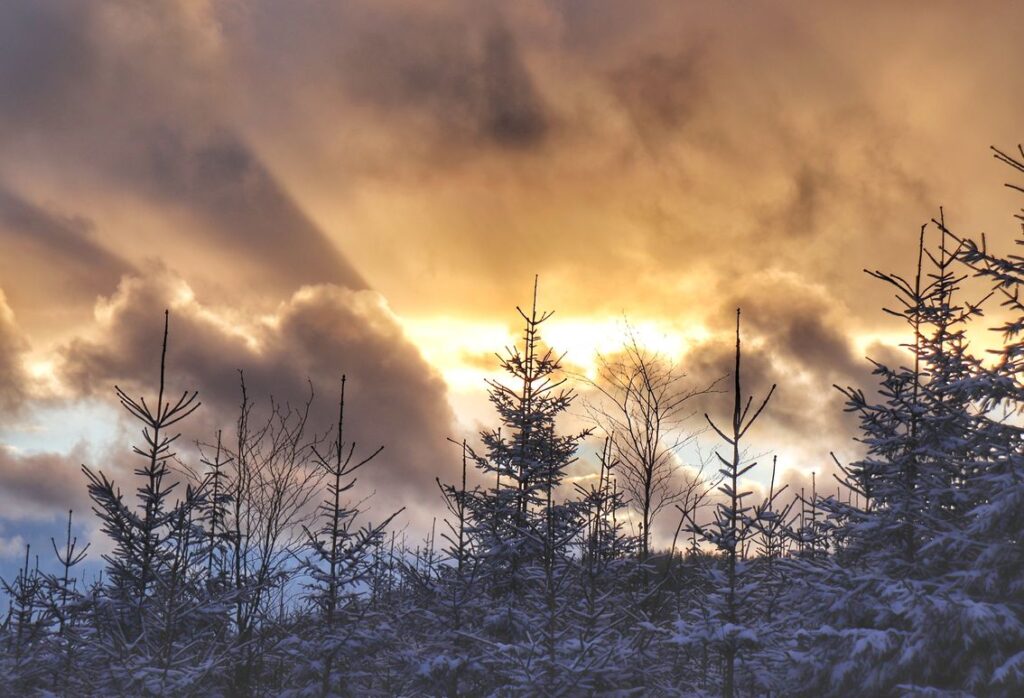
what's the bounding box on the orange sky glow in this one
[2,0,1023,545]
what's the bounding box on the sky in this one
[1,0,1024,561]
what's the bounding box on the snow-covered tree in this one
[677,309,776,698]
[789,211,1021,697]
[457,279,595,693]
[287,375,401,696]
[80,311,227,695]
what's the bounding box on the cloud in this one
[129,127,366,294]
[0,0,363,329]
[0,534,27,560]
[479,22,550,148]
[1,0,1018,328]
[216,0,971,322]
[721,272,864,382]
[0,444,91,521]
[0,290,29,417]
[231,3,552,153]
[0,0,94,131]
[57,270,457,525]
[0,185,133,313]
[1,0,1022,537]
[609,47,705,145]
[674,272,870,458]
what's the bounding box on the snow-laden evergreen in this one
[787,208,1024,697]
[3,150,1024,696]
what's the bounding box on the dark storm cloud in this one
[240,4,550,153]
[58,272,457,522]
[684,333,788,433]
[726,277,863,383]
[0,445,91,521]
[480,24,548,148]
[680,274,874,456]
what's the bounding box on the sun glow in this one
[399,317,516,392]
[24,356,66,397]
[543,318,712,380]
[399,314,713,395]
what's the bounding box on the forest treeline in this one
[2,148,1024,697]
